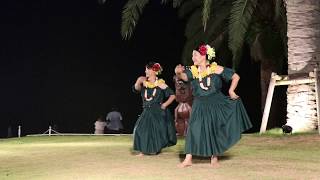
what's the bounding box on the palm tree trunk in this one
[285,0,320,132]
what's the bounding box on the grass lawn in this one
[0,132,320,180]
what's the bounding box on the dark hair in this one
[145,61,163,75]
[97,115,104,121]
[145,62,157,69]
[193,41,209,50]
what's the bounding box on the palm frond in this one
[274,0,286,20]
[204,10,230,65]
[247,23,265,62]
[161,0,170,4]
[121,0,150,40]
[183,0,229,38]
[173,0,186,8]
[205,1,231,41]
[181,1,231,64]
[98,0,107,5]
[228,0,257,69]
[274,0,287,59]
[274,0,282,21]
[202,0,212,31]
[184,9,202,38]
[178,0,201,18]
[211,31,234,66]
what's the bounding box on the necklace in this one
[198,66,211,90]
[143,78,164,101]
[144,78,165,88]
[144,88,157,101]
[190,62,217,91]
[190,62,217,79]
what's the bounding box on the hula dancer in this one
[133,62,177,156]
[175,44,252,167]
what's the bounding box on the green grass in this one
[0,134,320,180]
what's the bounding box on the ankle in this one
[185,154,192,162]
[211,156,218,162]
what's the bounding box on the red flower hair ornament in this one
[198,45,208,56]
[151,63,163,75]
[198,44,216,61]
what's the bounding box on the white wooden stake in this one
[260,73,277,133]
[49,126,52,136]
[18,125,21,138]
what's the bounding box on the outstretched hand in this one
[136,76,146,84]
[175,64,185,74]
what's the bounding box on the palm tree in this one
[121,1,285,63]
[101,0,319,132]
[284,0,320,132]
[120,0,287,117]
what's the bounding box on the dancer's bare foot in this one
[210,162,220,168]
[210,156,220,168]
[136,152,144,157]
[178,154,192,168]
[177,160,192,168]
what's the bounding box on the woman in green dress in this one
[133,62,177,156]
[175,44,252,167]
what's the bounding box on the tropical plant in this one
[120,0,287,114]
[120,0,286,68]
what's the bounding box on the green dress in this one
[133,85,177,154]
[184,67,252,157]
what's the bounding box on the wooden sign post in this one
[260,69,320,134]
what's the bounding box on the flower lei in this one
[144,79,165,88]
[190,62,218,79]
[190,62,218,91]
[143,79,165,101]
[198,44,216,61]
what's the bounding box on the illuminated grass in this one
[0,134,319,179]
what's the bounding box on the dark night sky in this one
[0,0,267,137]
[0,0,187,137]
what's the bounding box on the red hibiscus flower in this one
[198,45,207,56]
[152,63,161,72]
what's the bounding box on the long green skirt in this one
[133,105,177,154]
[185,92,252,156]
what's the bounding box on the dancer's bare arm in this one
[161,95,176,110]
[134,76,146,91]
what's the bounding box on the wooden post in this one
[18,125,21,138]
[260,70,319,135]
[260,73,277,133]
[314,68,320,135]
[275,78,315,86]
[49,126,52,136]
